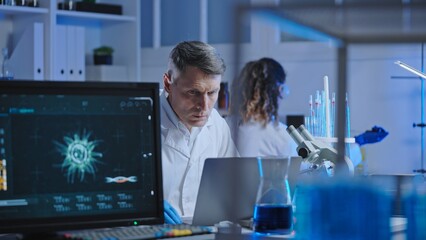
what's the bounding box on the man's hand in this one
[164,200,183,224]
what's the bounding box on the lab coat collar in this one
[161,93,180,130]
[188,109,217,161]
[190,118,213,157]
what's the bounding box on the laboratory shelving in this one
[56,9,136,22]
[0,0,140,82]
[0,4,48,14]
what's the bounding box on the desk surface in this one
[0,217,406,240]
[180,217,407,240]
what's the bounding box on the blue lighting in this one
[253,10,343,47]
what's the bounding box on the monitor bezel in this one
[0,80,165,234]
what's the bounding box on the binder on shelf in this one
[54,24,68,81]
[54,25,85,81]
[9,22,44,80]
[73,26,85,81]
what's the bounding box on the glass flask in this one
[253,157,293,235]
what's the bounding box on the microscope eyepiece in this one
[298,147,309,158]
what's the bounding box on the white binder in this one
[9,22,44,80]
[66,26,77,81]
[54,25,85,81]
[73,26,85,81]
[54,25,68,81]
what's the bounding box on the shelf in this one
[56,10,136,23]
[0,0,140,81]
[316,137,356,144]
[0,5,48,15]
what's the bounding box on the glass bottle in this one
[218,82,229,110]
[253,157,293,235]
[16,0,25,6]
[60,0,75,10]
[1,48,13,80]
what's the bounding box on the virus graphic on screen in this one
[54,129,103,183]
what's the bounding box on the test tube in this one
[345,93,351,158]
[315,90,321,137]
[304,116,311,133]
[331,92,336,137]
[346,92,351,138]
[308,95,314,134]
[321,90,327,137]
[324,76,331,138]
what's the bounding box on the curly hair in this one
[230,58,286,126]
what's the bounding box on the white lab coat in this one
[226,116,298,158]
[226,115,362,175]
[160,94,238,218]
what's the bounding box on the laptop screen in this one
[0,80,164,234]
[192,157,302,226]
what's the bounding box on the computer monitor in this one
[0,80,164,236]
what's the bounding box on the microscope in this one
[287,124,354,176]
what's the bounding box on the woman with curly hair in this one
[226,57,297,157]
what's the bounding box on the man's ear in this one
[163,73,172,93]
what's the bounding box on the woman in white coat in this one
[227,58,361,177]
[226,58,298,158]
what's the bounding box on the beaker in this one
[253,157,293,235]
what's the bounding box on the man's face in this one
[164,66,221,130]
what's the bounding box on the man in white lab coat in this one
[160,41,238,224]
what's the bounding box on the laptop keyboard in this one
[61,224,214,240]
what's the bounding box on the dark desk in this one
[180,217,407,240]
[0,217,406,240]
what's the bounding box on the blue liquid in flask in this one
[253,204,293,234]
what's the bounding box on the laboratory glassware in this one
[253,157,293,235]
[1,48,13,80]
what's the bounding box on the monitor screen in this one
[0,80,164,234]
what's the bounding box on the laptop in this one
[192,156,303,226]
